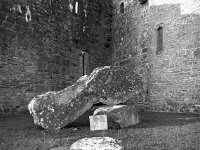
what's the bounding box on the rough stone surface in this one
[147,0,200,112]
[112,0,150,104]
[70,137,124,150]
[2,0,200,115]
[28,66,143,130]
[93,105,140,128]
[112,0,200,112]
[0,0,112,114]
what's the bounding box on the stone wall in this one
[0,0,112,114]
[148,0,200,112]
[112,0,150,103]
[112,0,200,113]
[80,0,113,74]
[3,0,200,114]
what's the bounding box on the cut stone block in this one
[89,115,108,131]
[93,105,140,128]
[28,66,143,130]
[70,137,124,150]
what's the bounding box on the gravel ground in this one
[0,111,200,150]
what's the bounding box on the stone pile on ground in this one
[28,66,143,130]
[70,137,124,150]
[93,105,140,128]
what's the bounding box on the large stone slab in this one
[93,105,140,128]
[70,137,124,150]
[28,66,143,130]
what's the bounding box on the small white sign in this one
[89,115,108,131]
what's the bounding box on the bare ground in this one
[0,111,200,150]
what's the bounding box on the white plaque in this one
[89,115,108,131]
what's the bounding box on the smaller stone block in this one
[89,115,108,131]
[93,105,140,128]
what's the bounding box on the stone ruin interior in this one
[1,0,200,149]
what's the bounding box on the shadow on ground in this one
[135,111,200,128]
[1,111,200,133]
[1,111,200,150]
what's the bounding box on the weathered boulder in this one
[93,105,140,128]
[70,137,124,150]
[28,66,143,130]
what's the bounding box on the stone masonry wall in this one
[112,0,150,104]
[112,0,200,113]
[148,0,200,113]
[5,0,200,114]
[0,0,112,114]
[83,0,113,73]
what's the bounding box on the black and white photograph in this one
[0,0,200,149]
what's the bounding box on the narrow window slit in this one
[75,2,78,14]
[120,3,124,13]
[156,26,163,55]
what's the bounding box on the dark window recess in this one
[107,37,112,41]
[81,50,87,76]
[156,26,163,55]
[120,3,124,13]
[83,55,85,75]
[142,48,148,53]
[138,0,148,4]
[104,43,110,48]
[72,37,78,43]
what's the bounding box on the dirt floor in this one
[1,111,200,150]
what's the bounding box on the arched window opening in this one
[156,26,163,55]
[75,1,79,14]
[120,2,124,13]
